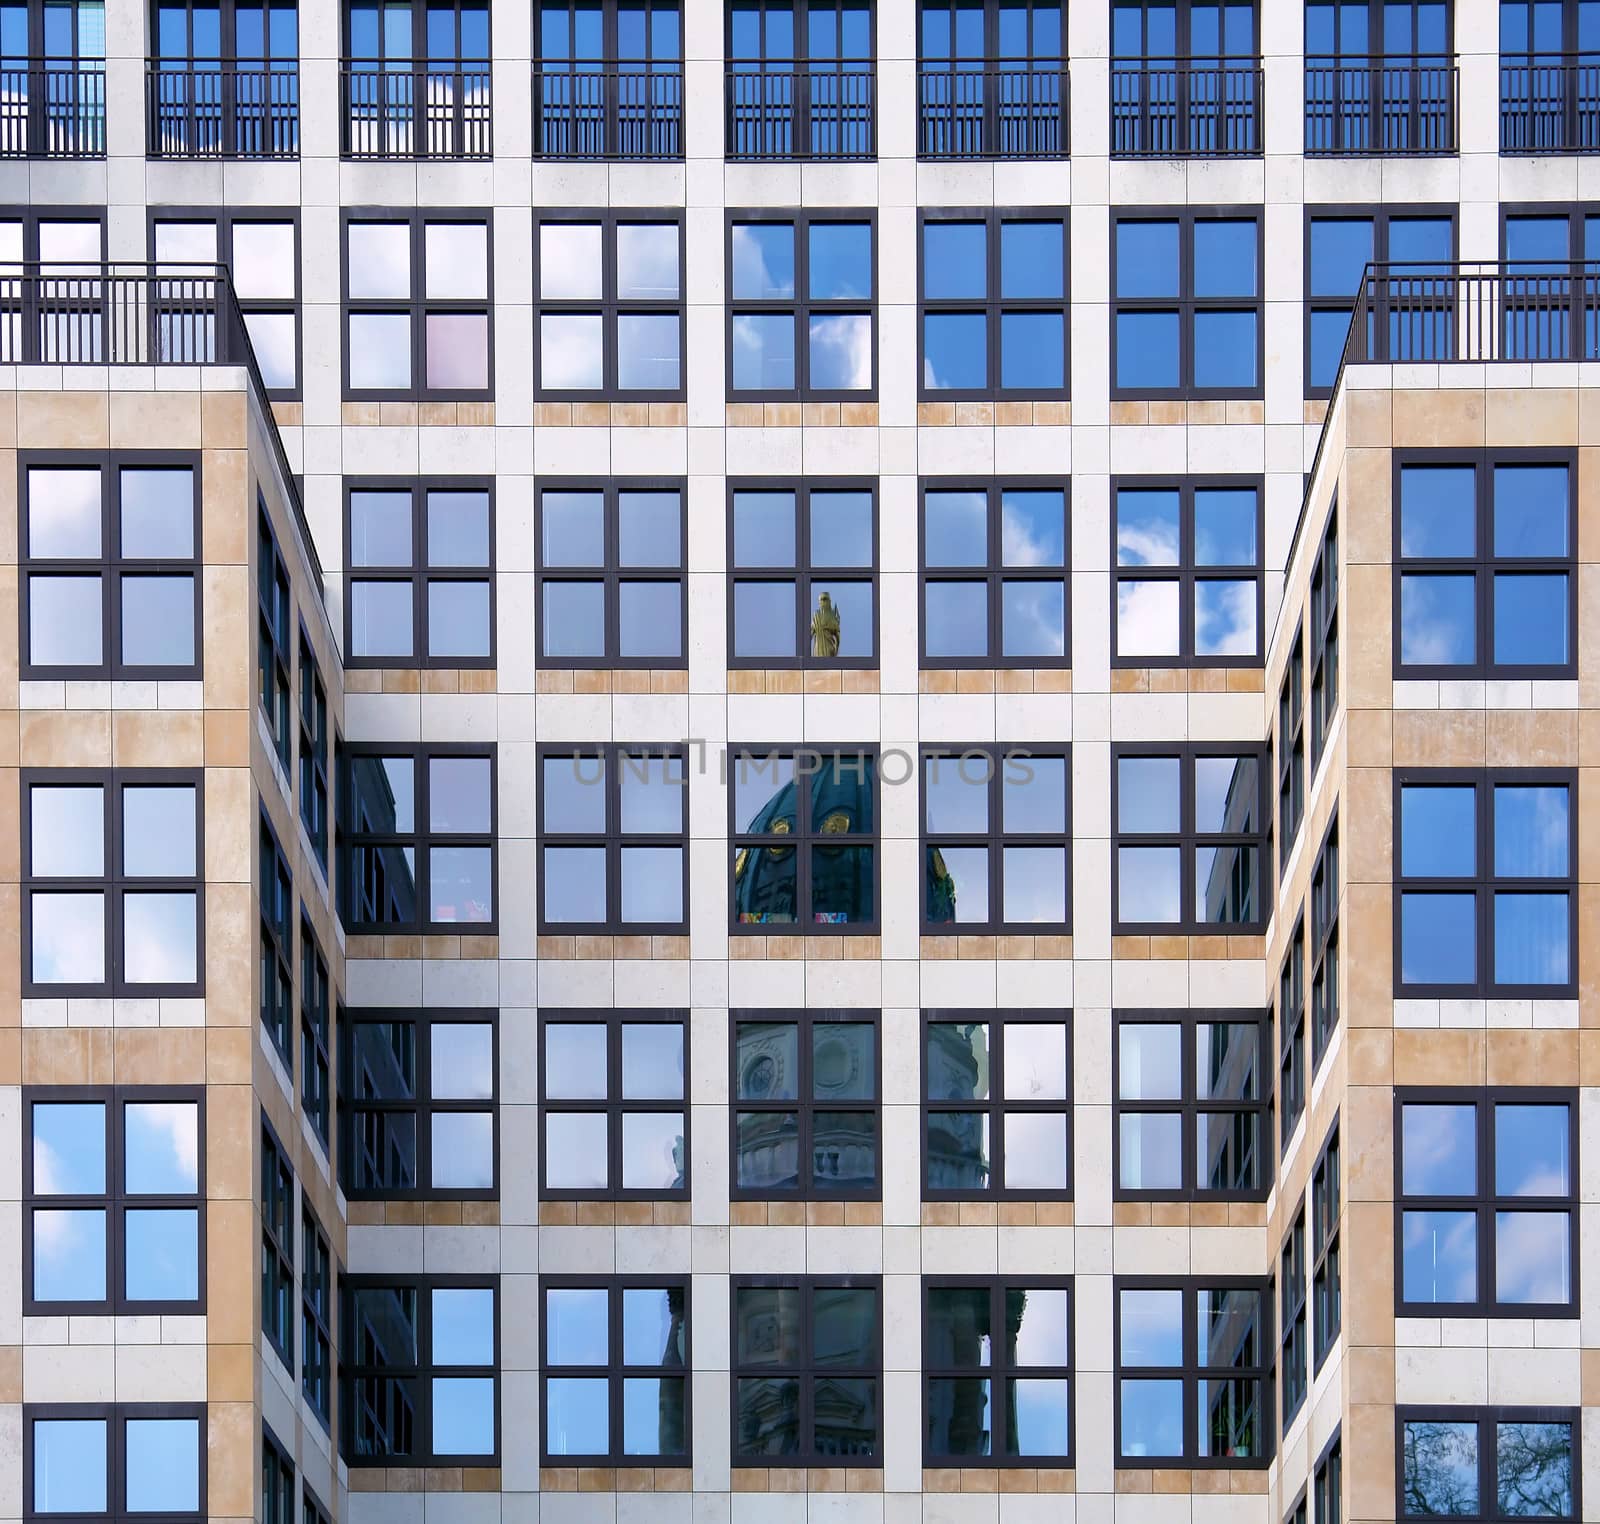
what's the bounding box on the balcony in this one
[917,59,1068,159]
[1500,53,1600,153]
[1110,57,1261,157]
[725,62,874,161]
[532,63,683,160]
[0,61,104,157]
[1304,55,1457,155]
[146,59,298,158]
[341,59,491,159]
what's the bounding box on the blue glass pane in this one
[925,754,990,833]
[1193,221,1258,298]
[1495,893,1570,985]
[1404,1420,1480,1513]
[33,1419,107,1513]
[1116,311,1179,390]
[1193,311,1256,389]
[1402,1102,1477,1193]
[1496,1214,1571,1305]
[1309,310,1352,390]
[547,1286,608,1363]
[923,222,987,300]
[1402,1210,1478,1302]
[33,1209,105,1301]
[1116,490,1179,566]
[733,491,796,567]
[1493,464,1569,556]
[125,1417,199,1512]
[809,314,872,390]
[1002,580,1066,658]
[1495,1103,1570,1195]
[731,223,795,298]
[433,1375,495,1454]
[924,313,987,391]
[1119,1287,1182,1364]
[1309,218,1375,297]
[1116,221,1180,297]
[1506,216,1570,270]
[1000,312,1064,390]
[1400,785,1476,876]
[1400,465,1476,556]
[434,1287,495,1364]
[1495,785,1570,876]
[811,491,873,567]
[1194,488,1256,565]
[31,1101,105,1193]
[731,314,795,391]
[1388,216,1454,267]
[1120,1379,1183,1458]
[124,1208,198,1300]
[124,1101,198,1193]
[1001,490,1065,566]
[1400,574,1476,666]
[1400,893,1476,984]
[1000,220,1064,298]
[809,222,872,299]
[1011,1378,1070,1456]
[1117,755,1180,832]
[924,490,987,566]
[925,582,988,659]
[1491,569,1568,665]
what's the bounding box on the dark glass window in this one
[535,479,685,666]
[260,813,292,1058]
[921,746,1071,933]
[302,1206,333,1425]
[1279,916,1306,1152]
[1306,210,1454,394]
[919,480,1068,667]
[1277,625,1305,869]
[341,1009,496,1199]
[151,211,301,394]
[1400,1408,1577,1520]
[541,1278,690,1463]
[1113,1010,1268,1199]
[729,480,877,667]
[258,508,291,767]
[23,1087,203,1313]
[1312,1122,1341,1372]
[297,636,328,868]
[302,1485,330,1524]
[1113,477,1263,664]
[341,211,492,398]
[1396,1089,1577,1316]
[732,1010,879,1198]
[299,916,330,1145]
[539,1010,687,1199]
[732,1277,881,1463]
[1115,1278,1270,1465]
[918,210,1068,398]
[728,212,875,398]
[261,1423,293,1524]
[924,1011,1072,1199]
[341,1277,498,1463]
[1395,453,1576,678]
[339,744,496,933]
[534,211,683,397]
[19,455,200,680]
[345,480,493,668]
[22,768,203,997]
[1310,816,1340,1068]
[1309,507,1339,766]
[1280,1203,1307,1429]
[262,1119,294,1366]
[923,1278,1073,1464]
[25,1405,205,1522]
[731,748,879,930]
[538,745,688,933]
[1315,1433,1342,1524]
[1112,745,1268,932]
[1395,770,1576,996]
[1112,210,1262,396]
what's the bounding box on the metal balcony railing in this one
[532,62,683,159]
[146,59,299,158]
[917,59,1068,158]
[341,58,491,159]
[1500,53,1600,153]
[725,62,874,160]
[1110,57,1262,156]
[1304,55,1457,155]
[0,60,104,157]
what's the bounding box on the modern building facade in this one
[1,4,1599,1524]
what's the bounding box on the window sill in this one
[729,668,880,694]
[728,934,882,959]
[923,1467,1075,1492]
[917,400,1072,427]
[921,1201,1074,1227]
[536,669,688,694]
[340,400,496,427]
[725,401,880,428]
[534,933,689,960]
[919,669,1072,693]
[534,401,687,428]
[731,1467,883,1490]
[1111,666,1264,693]
[730,1200,882,1226]
[1109,398,1265,425]
[540,1468,692,1492]
[1110,933,1265,959]
[342,932,499,959]
[920,934,1073,959]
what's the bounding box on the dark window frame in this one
[922,1009,1074,1202]
[535,742,690,936]
[17,450,203,682]
[261,1115,295,1369]
[342,477,497,671]
[729,1274,884,1466]
[1314,1427,1342,1524]
[727,476,880,670]
[537,1274,693,1466]
[262,1421,294,1524]
[22,1402,208,1523]
[21,1084,207,1317]
[1394,1086,1579,1319]
[339,206,495,403]
[1308,503,1339,766]
[1279,1201,1307,1431]
[916,206,1071,402]
[1277,622,1305,872]
[1310,811,1340,1069]
[297,629,329,868]
[259,809,293,1061]
[532,207,687,401]
[258,507,292,768]
[20,765,207,1000]
[1392,767,1578,999]
[1499,204,1600,358]
[919,744,1073,935]
[534,476,687,669]
[1278,913,1306,1154]
[729,745,882,935]
[1391,447,1579,681]
[339,1006,500,1202]
[299,911,330,1147]
[921,1274,1075,1467]
[537,1008,689,1202]
[1311,1117,1341,1374]
[1110,206,1265,401]
[302,1483,332,1524]
[1397,1406,1581,1521]
[0,208,109,365]
[1112,1274,1274,1468]
[916,476,1071,671]
[337,741,499,936]
[730,1007,882,1202]
[1110,474,1266,668]
[725,207,879,402]
[301,1203,333,1428]
[1110,742,1271,934]
[1111,1008,1271,1203]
